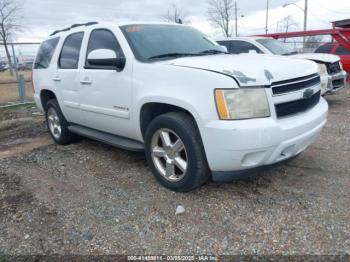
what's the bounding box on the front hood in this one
[162,54,318,86]
[290,53,340,63]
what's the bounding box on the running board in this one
[68,125,144,152]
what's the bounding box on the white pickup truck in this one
[217,37,347,95]
[33,22,328,191]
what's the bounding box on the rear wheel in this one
[45,99,79,145]
[145,112,210,192]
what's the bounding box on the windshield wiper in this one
[148,50,228,60]
[148,53,197,59]
[197,49,228,55]
[282,51,298,56]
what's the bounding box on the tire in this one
[144,112,210,192]
[45,99,79,145]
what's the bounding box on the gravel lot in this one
[0,88,349,255]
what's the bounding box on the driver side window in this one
[85,29,124,67]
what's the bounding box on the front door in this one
[79,28,133,138]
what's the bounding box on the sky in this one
[16,0,350,41]
[2,0,350,58]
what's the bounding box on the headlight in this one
[215,88,270,120]
[339,61,343,70]
[317,63,327,75]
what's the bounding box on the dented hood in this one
[290,53,340,64]
[165,54,318,86]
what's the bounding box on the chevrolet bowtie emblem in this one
[303,88,314,99]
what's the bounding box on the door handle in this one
[52,76,61,82]
[80,80,92,85]
[80,77,92,85]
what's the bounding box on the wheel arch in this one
[139,101,201,139]
[40,89,57,111]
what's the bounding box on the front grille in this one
[271,74,320,95]
[327,61,341,75]
[275,91,321,118]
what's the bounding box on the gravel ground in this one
[0,88,349,255]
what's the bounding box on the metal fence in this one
[0,42,40,106]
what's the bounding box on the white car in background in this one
[217,37,347,95]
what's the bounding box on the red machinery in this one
[256,28,350,53]
[256,19,350,80]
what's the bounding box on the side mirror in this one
[248,50,258,54]
[220,45,228,52]
[87,49,125,70]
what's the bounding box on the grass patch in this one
[0,103,40,121]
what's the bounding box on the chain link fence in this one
[0,42,40,106]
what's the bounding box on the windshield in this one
[120,24,225,61]
[256,38,297,55]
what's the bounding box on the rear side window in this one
[59,32,84,69]
[315,44,334,54]
[335,46,350,55]
[34,37,59,69]
[217,41,231,51]
[218,40,262,54]
[86,29,124,67]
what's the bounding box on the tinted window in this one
[335,46,350,55]
[34,38,59,69]
[59,32,84,69]
[315,44,334,54]
[218,40,262,54]
[256,39,295,55]
[86,29,124,65]
[217,41,231,52]
[120,24,224,61]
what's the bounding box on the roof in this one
[332,18,350,28]
[215,36,270,41]
[49,21,185,37]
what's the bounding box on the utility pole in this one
[303,0,308,51]
[265,0,269,34]
[303,0,308,32]
[235,1,238,37]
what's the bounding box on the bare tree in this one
[207,0,235,37]
[279,16,298,33]
[161,4,188,24]
[304,35,325,52]
[277,15,298,43]
[0,0,22,75]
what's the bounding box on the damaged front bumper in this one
[322,70,348,95]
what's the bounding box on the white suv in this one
[33,22,328,192]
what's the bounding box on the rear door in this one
[54,32,85,124]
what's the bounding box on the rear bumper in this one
[200,98,328,179]
[33,93,44,112]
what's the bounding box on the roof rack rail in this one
[50,21,98,36]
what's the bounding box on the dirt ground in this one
[0,88,349,255]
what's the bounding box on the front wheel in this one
[145,112,210,192]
